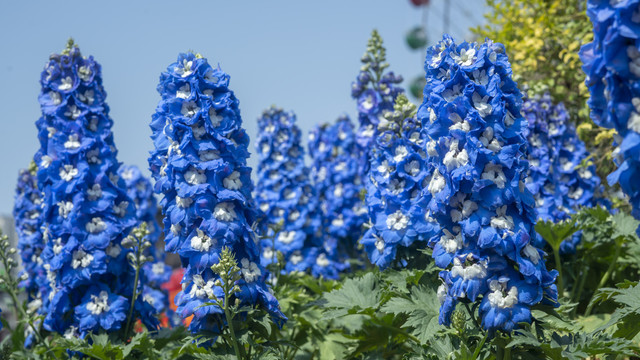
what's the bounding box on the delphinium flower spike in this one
[522,93,603,254]
[254,107,345,278]
[419,35,558,332]
[580,0,640,232]
[360,94,437,268]
[14,161,47,303]
[118,165,171,315]
[148,52,286,334]
[308,115,368,269]
[33,40,158,337]
[352,30,405,170]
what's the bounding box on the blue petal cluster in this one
[118,164,171,313]
[33,43,158,337]
[580,0,640,230]
[148,53,286,333]
[14,164,47,302]
[308,115,368,271]
[360,97,437,269]
[254,107,345,278]
[419,35,558,333]
[522,94,603,254]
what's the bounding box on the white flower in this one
[386,210,409,231]
[78,66,92,82]
[443,139,469,171]
[453,47,476,66]
[86,291,111,315]
[490,205,514,230]
[442,84,463,102]
[176,84,190,99]
[181,101,200,117]
[316,253,330,267]
[472,92,492,117]
[209,108,223,127]
[214,202,237,221]
[58,77,73,91]
[521,244,540,264]
[59,165,78,181]
[404,160,421,176]
[428,169,446,194]
[57,201,73,218]
[189,275,216,299]
[191,229,215,252]
[184,167,207,185]
[175,59,193,78]
[481,163,506,189]
[451,257,487,280]
[86,184,102,201]
[278,231,297,244]
[86,217,107,234]
[448,113,470,132]
[439,229,463,253]
[223,171,242,190]
[71,249,94,269]
[113,201,128,217]
[175,196,193,208]
[240,258,261,282]
[487,280,518,309]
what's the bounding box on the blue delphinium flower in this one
[351,30,404,169]
[254,106,344,278]
[522,93,603,254]
[118,165,171,313]
[14,162,47,303]
[360,95,437,269]
[419,35,558,333]
[307,115,366,271]
[580,0,640,232]
[148,52,286,333]
[33,41,158,337]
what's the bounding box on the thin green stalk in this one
[124,247,142,340]
[472,332,488,360]
[224,296,242,360]
[552,247,564,297]
[464,302,481,329]
[0,248,48,350]
[571,264,589,317]
[585,243,621,316]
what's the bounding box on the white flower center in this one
[176,84,190,99]
[71,249,94,269]
[59,165,78,181]
[57,201,73,218]
[86,217,107,234]
[240,258,261,282]
[214,202,237,221]
[277,231,296,244]
[181,101,200,117]
[223,171,242,190]
[428,169,446,194]
[386,210,409,231]
[488,280,518,309]
[191,229,215,252]
[481,163,506,188]
[86,291,110,315]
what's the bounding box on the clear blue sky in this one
[0,0,487,215]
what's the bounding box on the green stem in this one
[585,243,621,316]
[571,264,589,317]
[124,247,142,340]
[552,247,564,298]
[0,250,48,350]
[224,296,242,360]
[472,332,488,360]
[464,302,481,329]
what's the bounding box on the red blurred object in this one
[410,0,430,6]
[161,268,193,326]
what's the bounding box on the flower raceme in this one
[419,35,558,333]
[360,94,437,269]
[32,41,158,337]
[580,0,640,232]
[148,52,285,334]
[254,107,345,279]
[352,30,404,173]
[522,93,603,254]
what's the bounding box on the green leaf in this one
[380,285,441,343]
[322,272,381,317]
[611,212,640,240]
[535,219,578,251]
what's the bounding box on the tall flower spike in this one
[523,93,604,254]
[360,94,437,269]
[14,162,46,303]
[118,165,171,314]
[308,115,367,269]
[148,52,286,334]
[254,107,343,278]
[352,30,405,170]
[580,0,640,232]
[33,41,158,337]
[419,35,557,333]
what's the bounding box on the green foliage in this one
[473,0,618,182]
